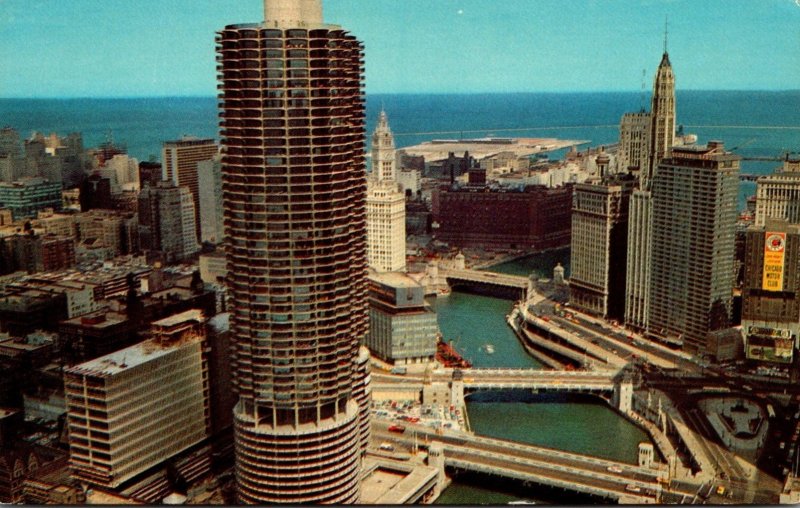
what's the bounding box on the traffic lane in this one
[446,450,658,501]
[536,315,629,365]
[374,423,699,498]
[374,422,662,481]
[537,303,700,371]
[551,314,684,369]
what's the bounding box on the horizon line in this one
[2,88,799,101]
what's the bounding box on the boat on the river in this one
[481,343,495,354]
[436,338,472,368]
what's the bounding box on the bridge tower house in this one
[638,442,655,468]
[427,442,447,497]
[454,251,466,270]
[450,369,465,408]
[613,377,633,413]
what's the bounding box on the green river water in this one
[431,250,652,504]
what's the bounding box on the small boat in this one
[481,344,495,354]
[508,501,536,505]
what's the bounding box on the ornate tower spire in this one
[645,27,676,188]
[263,0,323,27]
[371,109,396,182]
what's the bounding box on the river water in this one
[431,251,652,504]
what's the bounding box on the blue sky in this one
[1,0,798,97]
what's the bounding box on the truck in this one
[390,367,407,375]
[379,442,395,451]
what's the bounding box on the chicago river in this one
[431,250,652,503]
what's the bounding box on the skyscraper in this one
[217,0,369,503]
[647,141,740,354]
[570,154,635,321]
[366,110,406,272]
[623,42,676,331]
[162,138,219,240]
[624,188,652,330]
[197,155,224,244]
[137,181,200,263]
[617,111,651,175]
[645,47,676,186]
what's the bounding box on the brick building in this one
[432,183,573,251]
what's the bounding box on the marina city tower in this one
[217,0,369,503]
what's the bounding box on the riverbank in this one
[431,255,655,502]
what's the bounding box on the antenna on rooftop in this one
[640,69,647,112]
[663,15,669,54]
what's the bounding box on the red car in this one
[388,425,406,433]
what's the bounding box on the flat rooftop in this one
[400,137,587,162]
[153,308,204,328]
[360,457,439,505]
[369,271,421,289]
[61,311,127,329]
[66,334,196,378]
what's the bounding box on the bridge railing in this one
[444,455,655,503]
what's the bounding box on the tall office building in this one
[138,181,200,263]
[617,111,651,175]
[754,154,800,226]
[624,189,652,330]
[217,0,369,503]
[366,110,406,272]
[197,155,224,244]
[647,142,740,355]
[623,44,676,330]
[162,138,219,239]
[569,156,635,320]
[645,47,676,186]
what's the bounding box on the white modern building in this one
[162,138,219,240]
[624,189,652,330]
[64,310,210,488]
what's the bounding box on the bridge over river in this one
[371,367,635,418]
[441,268,529,299]
[373,420,702,504]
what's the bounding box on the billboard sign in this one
[746,325,794,363]
[762,232,786,291]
